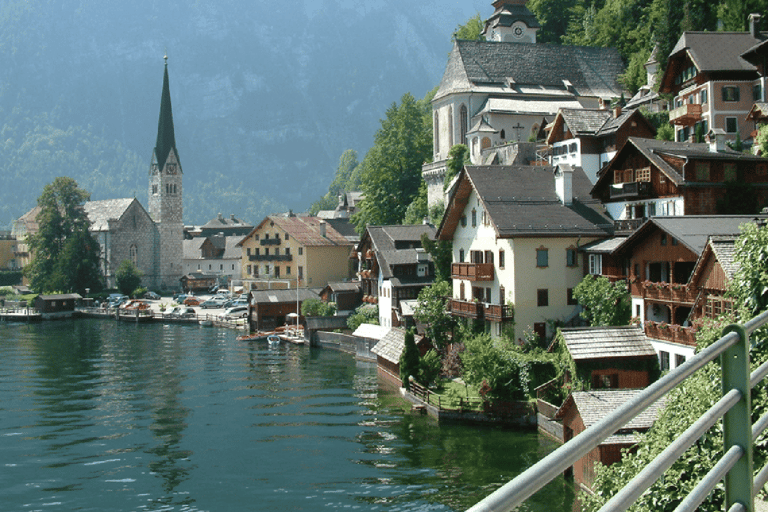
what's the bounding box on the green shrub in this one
[418,349,441,387]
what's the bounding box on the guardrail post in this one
[722,323,753,511]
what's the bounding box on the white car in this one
[219,305,248,320]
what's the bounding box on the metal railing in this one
[467,309,768,512]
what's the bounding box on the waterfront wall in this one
[316,331,377,362]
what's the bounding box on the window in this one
[537,289,549,307]
[722,86,740,102]
[755,83,763,101]
[675,354,686,368]
[660,351,670,371]
[471,209,477,227]
[459,249,464,262]
[460,104,468,145]
[701,89,707,104]
[298,266,303,280]
[533,322,546,342]
[274,266,280,277]
[499,286,505,304]
[286,266,291,275]
[256,248,260,256]
[285,248,290,255]
[247,248,252,256]
[247,265,251,274]
[298,247,303,256]
[434,111,440,155]
[130,244,138,266]
[696,162,710,181]
[461,215,467,227]
[265,248,270,256]
[536,248,549,268]
[484,250,493,265]
[724,163,737,182]
[567,288,577,305]
[285,233,289,240]
[566,248,577,267]
[498,249,505,269]
[459,281,465,300]
[635,167,651,182]
[660,233,667,246]
[726,117,738,134]
[588,254,602,275]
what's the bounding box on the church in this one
[422,0,626,207]
[17,58,185,291]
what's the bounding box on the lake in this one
[0,319,574,511]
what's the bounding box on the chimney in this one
[750,13,761,39]
[319,220,327,238]
[217,212,223,221]
[555,164,574,205]
[230,214,236,221]
[706,128,726,152]
[613,105,622,118]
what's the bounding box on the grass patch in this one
[424,379,484,411]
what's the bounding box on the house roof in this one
[669,31,763,73]
[84,198,138,231]
[360,225,435,280]
[238,216,352,248]
[200,213,252,231]
[557,389,665,444]
[183,238,207,259]
[323,281,361,293]
[38,293,82,301]
[690,235,741,287]
[558,326,657,361]
[613,216,762,257]
[593,137,767,193]
[581,237,627,253]
[250,287,319,305]
[434,40,624,101]
[352,323,390,341]
[371,327,424,365]
[181,273,218,281]
[477,97,585,118]
[547,108,655,146]
[438,165,613,240]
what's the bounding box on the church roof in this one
[154,60,178,171]
[483,1,541,33]
[84,198,137,231]
[435,40,624,101]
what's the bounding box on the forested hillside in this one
[0,0,486,227]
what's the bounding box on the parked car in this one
[183,296,202,306]
[200,298,227,309]
[168,306,196,318]
[144,291,161,300]
[219,306,248,320]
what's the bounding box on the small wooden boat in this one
[267,334,280,345]
[237,332,264,341]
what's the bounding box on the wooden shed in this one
[556,389,665,490]
[34,293,81,319]
[180,272,218,292]
[371,327,430,387]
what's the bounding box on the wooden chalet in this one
[248,288,318,332]
[689,235,740,322]
[556,389,665,490]
[554,326,659,390]
[591,136,768,232]
[319,281,362,314]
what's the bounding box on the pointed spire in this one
[155,55,178,171]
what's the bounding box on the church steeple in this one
[155,54,179,172]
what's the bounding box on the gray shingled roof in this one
[84,198,136,231]
[709,235,740,280]
[561,389,666,444]
[560,326,656,361]
[560,109,613,135]
[581,237,627,253]
[183,238,206,259]
[250,288,319,305]
[617,216,761,256]
[435,40,624,101]
[466,165,613,237]
[362,225,436,279]
[670,31,764,73]
[371,327,424,365]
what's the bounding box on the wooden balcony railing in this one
[452,262,494,281]
[630,281,697,304]
[450,299,484,319]
[669,103,702,126]
[483,304,514,322]
[609,181,653,200]
[644,321,697,347]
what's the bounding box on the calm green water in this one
[0,320,574,511]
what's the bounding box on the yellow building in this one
[237,215,353,291]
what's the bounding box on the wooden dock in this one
[0,308,42,322]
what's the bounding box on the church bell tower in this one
[148,55,184,289]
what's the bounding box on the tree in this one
[755,123,768,156]
[24,177,102,294]
[443,144,469,191]
[414,280,454,350]
[351,91,433,232]
[347,304,378,331]
[452,13,484,41]
[420,233,452,284]
[573,275,631,326]
[301,298,336,317]
[309,149,361,215]
[116,260,142,297]
[399,328,420,389]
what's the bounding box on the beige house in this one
[237,215,353,291]
[437,164,613,341]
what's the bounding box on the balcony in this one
[484,304,514,322]
[630,281,697,304]
[614,218,646,234]
[450,299,484,319]
[609,181,653,200]
[249,254,292,262]
[669,103,702,126]
[452,262,494,282]
[260,238,281,246]
[644,321,697,347]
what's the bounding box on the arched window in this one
[434,111,440,156]
[500,129,506,140]
[460,104,468,144]
[130,244,138,266]
[460,281,465,300]
[448,106,454,148]
[481,137,492,150]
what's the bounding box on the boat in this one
[199,319,213,327]
[267,334,280,345]
[237,332,265,341]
